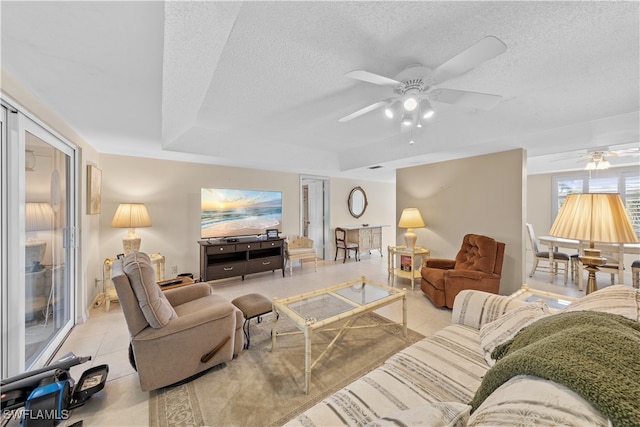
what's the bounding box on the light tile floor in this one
[18,253,633,426]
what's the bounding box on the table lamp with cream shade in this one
[111,203,152,255]
[398,208,425,249]
[25,202,54,270]
[549,193,638,294]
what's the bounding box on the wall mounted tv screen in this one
[201,188,282,239]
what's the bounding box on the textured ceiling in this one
[2,1,639,182]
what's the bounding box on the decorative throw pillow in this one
[123,252,177,328]
[365,402,471,427]
[467,376,610,426]
[564,285,639,321]
[479,302,551,366]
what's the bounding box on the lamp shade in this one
[25,202,54,232]
[549,193,638,244]
[398,208,425,229]
[111,203,152,228]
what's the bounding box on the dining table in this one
[537,235,640,290]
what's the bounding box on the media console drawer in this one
[247,256,282,273]
[207,262,247,279]
[206,244,236,254]
[261,240,283,248]
[237,242,261,251]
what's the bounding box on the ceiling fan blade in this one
[607,148,640,157]
[338,100,388,122]
[432,36,507,83]
[428,88,503,110]
[344,70,402,87]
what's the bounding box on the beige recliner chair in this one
[112,252,243,391]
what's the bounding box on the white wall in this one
[100,154,396,278]
[396,149,526,295]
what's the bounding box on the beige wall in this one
[100,154,396,277]
[396,149,526,295]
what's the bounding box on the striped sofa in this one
[284,286,640,426]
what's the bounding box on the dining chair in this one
[632,260,640,289]
[334,227,359,263]
[526,223,570,284]
[597,249,624,286]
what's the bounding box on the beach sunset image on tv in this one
[201,188,282,238]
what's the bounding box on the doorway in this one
[1,100,78,376]
[300,176,330,260]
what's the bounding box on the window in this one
[552,167,640,235]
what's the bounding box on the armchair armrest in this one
[424,258,456,270]
[451,290,529,329]
[135,299,235,341]
[164,283,212,307]
[445,270,496,280]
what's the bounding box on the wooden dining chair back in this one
[334,227,359,263]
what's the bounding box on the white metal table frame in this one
[538,236,640,290]
[387,245,430,289]
[271,276,407,394]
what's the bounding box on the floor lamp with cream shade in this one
[549,193,638,294]
[398,208,425,249]
[111,203,152,255]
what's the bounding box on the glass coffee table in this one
[510,285,579,311]
[271,276,407,393]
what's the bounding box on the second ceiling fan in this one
[339,36,508,130]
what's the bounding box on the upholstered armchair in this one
[421,234,506,308]
[112,252,243,391]
[284,235,317,275]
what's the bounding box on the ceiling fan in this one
[582,147,640,170]
[338,36,508,130]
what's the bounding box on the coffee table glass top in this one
[285,294,354,322]
[276,277,401,326]
[511,285,579,311]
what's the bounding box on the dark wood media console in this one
[199,238,285,282]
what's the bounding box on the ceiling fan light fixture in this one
[421,100,435,119]
[403,96,418,112]
[401,112,413,126]
[597,158,610,170]
[585,159,597,170]
[384,107,394,119]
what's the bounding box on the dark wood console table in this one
[199,238,285,282]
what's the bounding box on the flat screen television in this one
[200,188,282,239]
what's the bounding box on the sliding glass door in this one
[1,100,78,376]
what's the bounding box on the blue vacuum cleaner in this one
[1,353,108,426]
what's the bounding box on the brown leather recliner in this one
[421,234,506,308]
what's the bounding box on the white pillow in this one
[467,376,609,426]
[479,302,551,366]
[365,402,471,427]
[564,285,639,321]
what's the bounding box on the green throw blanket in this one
[470,311,640,427]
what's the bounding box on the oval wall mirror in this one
[348,186,368,218]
